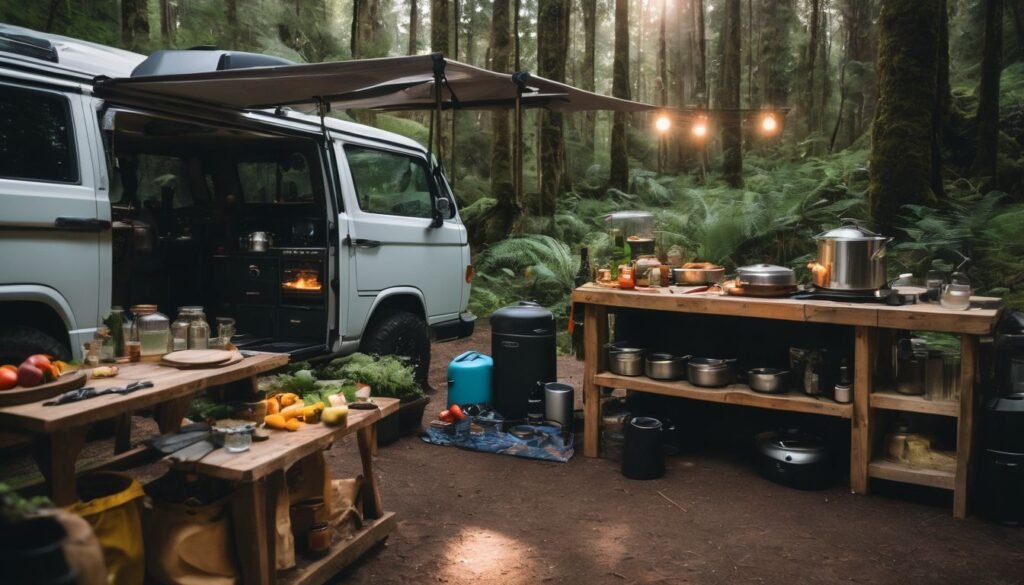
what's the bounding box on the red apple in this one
[17,363,44,387]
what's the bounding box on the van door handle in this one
[54,217,112,232]
[354,238,381,249]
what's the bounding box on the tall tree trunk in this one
[758,0,793,108]
[159,0,175,42]
[841,0,875,147]
[537,0,570,218]
[226,0,238,48]
[933,0,950,197]
[353,0,387,58]
[973,0,1003,182]
[452,0,460,60]
[121,0,150,51]
[44,0,61,32]
[409,0,420,54]
[746,0,754,107]
[610,0,631,191]
[721,0,743,186]
[432,0,450,54]
[1012,0,1024,53]
[657,0,668,106]
[514,0,521,70]
[804,0,821,137]
[868,0,942,231]
[582,0,597,160]
[695,0,707,106]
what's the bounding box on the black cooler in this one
[980,311,1024,526]
[491,301,557,421]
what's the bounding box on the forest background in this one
[4,0,1024,345]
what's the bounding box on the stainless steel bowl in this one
[673,265,726,285]
[747,368,789,394]
[687,358,736,387]
[644,353,688,380]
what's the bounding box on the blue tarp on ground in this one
[421,420,574,462]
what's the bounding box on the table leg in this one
[583,304,608,458]
[850,326,872,494]
[153,396,193,434]
[356,425,384,519]
[232,478,275,585]
[113,413,133,454]
[954,335,978,519]
[31,426,88,506]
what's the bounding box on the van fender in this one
[359,286,427,334]
[0,285,78,331]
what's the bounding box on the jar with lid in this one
[131,305,170,357]
[634,255,661,288]
[617,265,635,290]
[95,325,115,363]
[187,308,211,350]
[171,307,196,351]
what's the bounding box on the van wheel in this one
[0,326,71,365]
[360,311,431,391]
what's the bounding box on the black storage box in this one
[490,301,556,420]
[621,417,665,480]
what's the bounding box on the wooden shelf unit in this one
[868,459,956,490]
[278,513,397,585]
[595,372,852,419]
[574,284,1002,518]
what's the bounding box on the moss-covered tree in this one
[409,0,420,55]
[432,0,450,54]
[537,0,570,218]
[610,0,631,191]
[868,0,943,230]
[581,0,597,159]
[972,0,1002,182]
[121,0,149,51]
[720,0,743,187]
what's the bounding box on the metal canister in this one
[544,382,574,430]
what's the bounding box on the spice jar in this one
[617,265,635,290]
[306,523,331,558]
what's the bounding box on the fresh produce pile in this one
[262,392,348,431]
[0,354,73,390]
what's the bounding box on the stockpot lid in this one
[736,263,796,286]
[815,224,887,241]
[491,301,555,335]
[755,430,830,465]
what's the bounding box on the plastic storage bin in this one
[447,351,493,408]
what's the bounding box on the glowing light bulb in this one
[655,115,671,133]
[692,121,707,138]
[761,113,778,133]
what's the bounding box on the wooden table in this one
[0,353,288,505]
[572,284,1004,518]
[170,398,400,585]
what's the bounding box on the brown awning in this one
[96,53,657,114]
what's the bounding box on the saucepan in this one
[747,368,790,394]
[687,357,737,387]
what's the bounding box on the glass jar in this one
[171,307,196,351]
[187,309,211,350]
[617,265,635,290]
[634,255,661,288]
[940,272,971,311]
[132,305,170,357]
[96,325,115,363]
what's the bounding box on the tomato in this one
[0,364,17,373]
[448,404,466,421]
[26,354,52,370]
[0,368,16,390]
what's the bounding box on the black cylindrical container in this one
[622,417,665,480]
[980,449,1024,526]
[491,301,557,420]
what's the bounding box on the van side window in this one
[237,153,315,204]
[344,145,433,219]
[0,85,78,183]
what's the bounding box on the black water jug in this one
[622,416,665,480]
[491,301,556,421]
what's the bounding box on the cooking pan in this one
[673,263,725,285]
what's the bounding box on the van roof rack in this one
[0,31,58,63]
[131,49,293,77]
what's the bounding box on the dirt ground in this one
[324,320,1023,585]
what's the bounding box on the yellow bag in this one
[67,472,145,585]
[142,493,238,585]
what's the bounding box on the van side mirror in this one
[431,197,452,228]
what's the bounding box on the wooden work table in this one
[572,284,1004,518]
[0,352,288,505]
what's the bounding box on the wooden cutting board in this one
[162,351,244,369]
[161,349,234,367]
[0,370,87,407]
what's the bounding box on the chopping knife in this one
[45,380,155,406]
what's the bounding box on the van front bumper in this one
[431,311,476,341]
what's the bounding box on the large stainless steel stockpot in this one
[811,224,890,291]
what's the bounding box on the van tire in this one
[360,310,431,390]
[0,326,72,365]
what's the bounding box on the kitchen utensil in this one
[621,416,664,480]
[644,353,688,380]
[45,380,155,406]
[609,350,645,376]
[810,223,891,291]
[0,370,88,407]
[940,271,972,310]
[161,351,244,369]
[673,263,725,285]
[755,429,833,490]
[747,368,789,394]
[736,264,797,287]
[687,357,736,387]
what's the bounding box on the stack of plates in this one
[161,350,244,369]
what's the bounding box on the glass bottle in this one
[574,247,591,287]
[611,229,625,278]
[132,305,170,357]
[188,308,211,350]
[107,307,125,357]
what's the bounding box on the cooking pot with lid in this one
[736,264,796,287]
[811,224,891,291]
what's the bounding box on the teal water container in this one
[447,351,493,407]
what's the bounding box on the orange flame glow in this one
[283,272,322,291]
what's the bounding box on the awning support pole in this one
[316,97,332,143]
[512,71,528,208]
[431,53,446,173]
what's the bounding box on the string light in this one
[691,116,708,139]
[655,115,672,133]
[760,113,778,134]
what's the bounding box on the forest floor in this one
[3,321,1022,584]
[325,320,1024,585]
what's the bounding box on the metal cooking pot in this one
[811,224,891,291]
[737,264,796,287]
[248,231,273,252]
[644,353,689,381]
[747,368,790,394]
[607,343,645,376]
[673,264,726,285]
[687,357,736,388]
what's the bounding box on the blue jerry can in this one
[447,351,494,408]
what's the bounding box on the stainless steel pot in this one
[248,231,273,252]
[609,351,645,376]
[687,358,736,387]
[811,224,891,291]
[747,368,789,394]
[644,353,689,380]
[737,264,796,287]
[673,263,726,285]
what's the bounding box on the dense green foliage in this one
[321,352,426,402]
